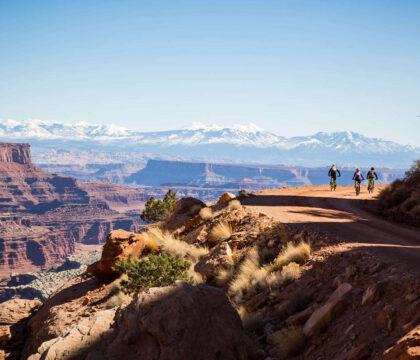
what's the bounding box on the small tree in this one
[140,189,178,223]
[113,253,192,295]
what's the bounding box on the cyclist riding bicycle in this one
[328,164,341,190]
[352,168,365,186]
[366,167,378,183]
[366,167,378,193]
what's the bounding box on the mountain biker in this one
[352,168,365,187]
[328,164,341,188]
[366,167,378,182]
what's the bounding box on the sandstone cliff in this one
[0,143,145,279]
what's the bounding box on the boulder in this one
[217,192,236,203]
[87,229,145,281]
[26,309,116,360]
[303,283,352,337]
[89,282,249,360]
[194,242,233,278]
[164,198,206,231]
[173,197,206,217]
[383,325,420,359]
[0,298,42,356]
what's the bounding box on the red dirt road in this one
[241,185,420,274]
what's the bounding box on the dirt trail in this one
[241,185,420,274]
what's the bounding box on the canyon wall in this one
[0,143,144,278]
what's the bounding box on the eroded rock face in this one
[383,325,420,359]
[87,230,146,281]
[0,143,31,164]
[0,143,143,279]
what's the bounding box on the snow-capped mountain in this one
[1,118,418,167]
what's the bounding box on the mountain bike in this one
[367,178,375,194]
[354,180,361,196]
[330,177,337,191]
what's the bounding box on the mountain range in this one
[1,119,418,168]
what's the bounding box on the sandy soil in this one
[241,185,420,274]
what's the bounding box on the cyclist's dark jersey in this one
[328,168,341,180]
[366,170,378,180]
[353,171,364,182]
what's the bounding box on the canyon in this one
[0,143,147,279]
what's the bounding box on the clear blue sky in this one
[1,0,419,145]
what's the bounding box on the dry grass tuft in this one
[215,266,235,287]
[144,228,208,262]
[187,203,204,217]
[208,221,232,243]
[238,306,265,332]
[272,241,311,270]
[228,247,260,299]
[229,199,242,210]
[105,292,132,309]
[269,326,306,359]
[199,206,214,220]
[280,262,301,283]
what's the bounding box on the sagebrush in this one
[113,253,193,295]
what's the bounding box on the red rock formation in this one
[0,143,145,279]
[87,229,146,280]
[0,143,31,164]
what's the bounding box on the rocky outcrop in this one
[88,230,145,281]
[194,242,233,278]
[0,298,41,359]
[383,325,420,359]
[217,192,236,203]
[0,143,31,164]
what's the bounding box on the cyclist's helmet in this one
[371,167,374,171]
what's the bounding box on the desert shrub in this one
[140,189,178,223]
[272,242,311,271]
[378,159,420,226]
[208,221,232,243]
[199,206,214,220]
[269,326,306,359]
[114,253,193,295]
[238,189,247,197]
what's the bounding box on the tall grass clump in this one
[208,221,232,243]
[145,228,208,262]
[272,242,311,271]
[199,206,214,221]
[268,326,306,359]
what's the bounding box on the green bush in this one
[238,189,247,197]
[140,189,178,223]
[113,253,193,295]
